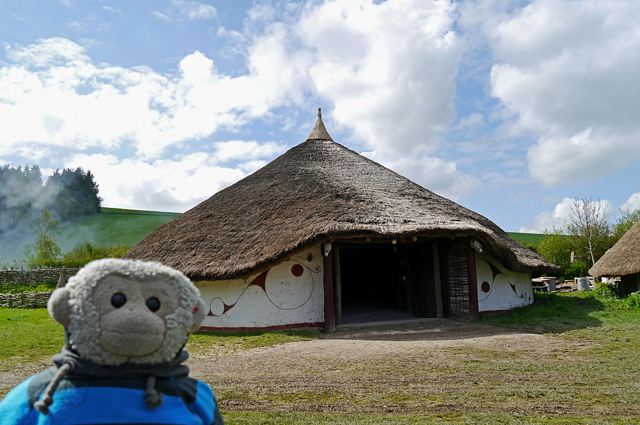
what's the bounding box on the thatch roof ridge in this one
[125,137,560,280]
[590,220,640,277]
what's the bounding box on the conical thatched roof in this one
[125,112,560,281]
[590,220,640,277]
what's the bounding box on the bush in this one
[624,292,640,309]
[590,282,618,301]
[563,262,587,280]
[58,242,130,268]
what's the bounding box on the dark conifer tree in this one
[45,167,102,220]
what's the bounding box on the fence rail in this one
[0,268,79,284]
[0,290,54,308]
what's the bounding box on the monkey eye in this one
[111,293,127,308]
[146,297,161,312]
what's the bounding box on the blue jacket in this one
[0,348,224,425]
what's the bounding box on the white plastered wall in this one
[195,246,325,330]
[475,250,533,312]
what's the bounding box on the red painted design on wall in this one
[478,258,529,302]
[206,261,321,317]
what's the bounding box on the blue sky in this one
[1,0,639,233]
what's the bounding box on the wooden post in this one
[333,243,342,325]
[323,243,336,333]
[466,240,480,320]
[432,242,444,318]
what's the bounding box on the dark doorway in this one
[337,243,437,324]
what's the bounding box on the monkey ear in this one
[189,298,206,333]
[48,287,71,327]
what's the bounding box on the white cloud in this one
[520,197,614,233]
[65,153,246,212]
[155,1,217,22]
[1,1,475,209]
[175,1,217,20]
[527,128,640,187]
[0,39,291,160]
[240,0,474,195]
[5,37,86,67]
[483,0,640,186]
[152,11,172,22]
[212,141,286,163]
[296,0,462,157]
[621,193,640,212]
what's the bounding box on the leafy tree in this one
[22,209,62,268]
[564,197,611,270]
[611,209,640,245]
[519,240,539,254]
[538,228,575,274]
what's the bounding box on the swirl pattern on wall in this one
[478,258,529,302]
[207,261,321,317]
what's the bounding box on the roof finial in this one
[307,108,333,141]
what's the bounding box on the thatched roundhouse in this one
[125,110,560,331]
[590,220,640,295]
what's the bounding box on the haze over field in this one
[1,0,639,233]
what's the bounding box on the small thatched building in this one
[125,110,560,331]
[590,220,640,295]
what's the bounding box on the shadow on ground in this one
[326,294,606,341]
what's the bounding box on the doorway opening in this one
[337,242,438,324]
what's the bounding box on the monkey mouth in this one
[99,330,165,357]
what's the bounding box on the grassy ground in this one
[2,292,639,424]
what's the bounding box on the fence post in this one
[8,290,11,308]
[21,290,24,308]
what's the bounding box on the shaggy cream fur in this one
[48,258,206,366]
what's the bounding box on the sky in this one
[1,0,639,233]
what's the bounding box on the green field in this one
[0,207,180,263]
[506,232,546,245]
[59,207,180,249]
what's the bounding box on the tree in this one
[611,209,640,245]
[564,197,611,270]
[45,167,102,220]
[0,164,46,236]
[538,228,577,275]
[22,209,62,268]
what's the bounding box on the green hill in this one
[506,232,545,246]
[0,207,180,264]
[57,207,181,250]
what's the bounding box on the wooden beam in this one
[323,244,336,333]
[333,243,342,325]
[466,240,480,320]
[432,241,444,318]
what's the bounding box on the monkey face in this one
[91,275,179,357]
[48,259,206,366]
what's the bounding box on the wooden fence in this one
[0,268,79,284]
[0,290,54,308]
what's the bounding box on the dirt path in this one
[188,319,597,415]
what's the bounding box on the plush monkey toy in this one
[0,258,224,425]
